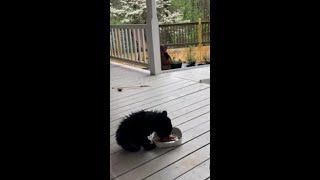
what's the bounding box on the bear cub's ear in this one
[162,110,167,117]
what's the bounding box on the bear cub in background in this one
[116,110,173,152]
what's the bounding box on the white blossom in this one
[110,0,186,24]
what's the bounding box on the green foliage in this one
[110,0,186,25]
[171,0,210,22]
[186,47,196,64]
[203,53,210,64]
[170,57,182,64]
[203,53,209,60]
[110,0,210,25]
[110,18,122,25]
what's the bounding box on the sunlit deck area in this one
[110,62,211,180]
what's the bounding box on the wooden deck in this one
[110,62,211,180]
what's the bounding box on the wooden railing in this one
[110,0,162,75]
[159,21,210,48]
[110,24,149,66]
[110,21,210,68]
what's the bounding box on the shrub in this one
[170,57,182,64]
[186,47,196,64]
[203,53,210,64]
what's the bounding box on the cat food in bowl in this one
[153,127,182,148]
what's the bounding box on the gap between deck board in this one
[111,75,209,104]
[110,113,210,150]
[110,89,210,128]
[110,100,210,147]
[111,65,209,89]
[110,120,210,155]
[110,83,205,117]
[110,88,210,127]
[174,159,210,180]
[143,145,210,180]
[111,132,210,180]
[110,68,183,88]
[110,75,186,99]
[110,105,210,136]
[110,98,210,130]
[111,121,210,170]
[110,78,190,102]
[110,62,211,180]
[110,86,210,121]
[110,81,196,111]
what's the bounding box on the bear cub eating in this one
[116,110,173,152]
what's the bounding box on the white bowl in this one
[152,127,182,148]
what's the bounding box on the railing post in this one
[198,18,203,48]
[146,0,161,75]
[198,18,203,61]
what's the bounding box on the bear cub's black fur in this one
[116,110,173,152]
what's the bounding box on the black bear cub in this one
[116,110,173,152]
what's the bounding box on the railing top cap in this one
[159,22,210,26]
[110,24,147,29]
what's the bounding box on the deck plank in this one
[110,98,210,129]
[110,99,210,146]
[110,83,206,120]
[174,159,210,180]
[110,121,210,155]
[110,85,209,121]
[110,85,205,119]
[111,122,210,174]
[111,132,210,180]
[110,62,210,180]
[144,145,210,180]
[110,78,193,102]
[110,110,209,145]
[110,90,210,134]
[110,76,184,99]
[109,88,210,134]
[110,80,195,110]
